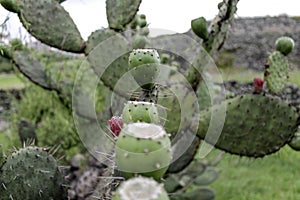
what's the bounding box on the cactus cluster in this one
[2,0,300,199]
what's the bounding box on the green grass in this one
[209,147,300,200]
[0,74,25,90]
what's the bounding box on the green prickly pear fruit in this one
[128,49,160,89]
[275,36,295,56]
[122,101,160,124]
[0,146,67,199]
[132,35,148,49]
[115,122,172,180]
[191,17,209,41]
[112,176,170,200]
[0,0,20,13]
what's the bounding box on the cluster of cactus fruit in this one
[0,0,300,199]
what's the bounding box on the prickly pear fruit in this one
[109,116,123,138]
[253,77,264,94]
[191,17,209,41]
[132,34,148,49]
[128,49,160,89]
[0,146,67,199]
[115,122,172,180]
[112,176,169,200]
[122,101,160,124]
[275,36,295,56]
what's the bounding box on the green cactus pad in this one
[0,146,67,200]
[87,33,131,96]
[191,17,209,41]
[106,0,142,30]
[115,123,172,180]
[18,0,84,53]
[122,101,160,124]
[112,176,170,200]
[183,186,215,200]
[85,29,116,54]
[197,94,298,157]
[128,49,160,89]
[265,51,289,93]
[194,166,219,186]
[275,36,295,56]
[13,50,55,90]
[0,0,20,13]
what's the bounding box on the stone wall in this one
[222,15,300,70]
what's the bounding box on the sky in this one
[0,0,300,40]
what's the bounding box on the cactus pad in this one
[0,146,67,199]
[275,36,295,56]
[0,0,20,13]
[112,176,169,200]
[115,123,172,180]
[128,49,160,89]
[197,94,299,157]
[122,101,160,124]
[264,51,289,93]
[13,50,55,90]
[85,29,116,54]
[18,0,84,53]
[106,0,142,30]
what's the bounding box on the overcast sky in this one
[1,0,300,40]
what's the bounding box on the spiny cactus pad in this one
[128,49,160,89]
[85,29,116,54]
[275,36,295,56]
[115,123,172,180]
[0,146,67,200]
[17,0,84,53]
[106,0,142,30]
[13,50,55,90]
[112,176,169,200]
[122,101,160,124]
[265,51,289,93]
[197,94,299,157]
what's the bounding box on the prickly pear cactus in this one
[112,176,170,200]
[0,146,67,200]
[275,36,295,56]
[106,0,142,30]
[122,101,160,124]
[115,122,172,180]
[264,51,289,93]
[17,0,85,52]
[198,94,299,157]
[128,49,160,90]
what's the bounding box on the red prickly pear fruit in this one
[253,77,264,94]
[109,116,123,137]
